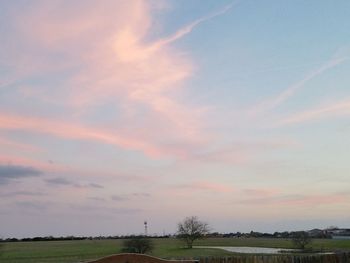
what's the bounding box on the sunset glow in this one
[1,0,350,238]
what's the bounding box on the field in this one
[1,237,350,263]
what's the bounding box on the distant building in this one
[324,228,350,239]
[307,228,325,237]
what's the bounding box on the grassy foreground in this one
[0,237,350,263]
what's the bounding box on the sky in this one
[1,0,350,238]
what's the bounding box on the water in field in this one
[194,246,296,254]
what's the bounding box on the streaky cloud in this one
[0,190,46,198]
[239,192,350,207]
[171,181,233,193]
[156,1,237,47]
[278,98,350,125]
[16,201,49,211]
[111,195,128,201]
[88,183,104,189]
[250,55,349,115]
[0,136,41,152]
[45,176,105,189]
[45,177,72,186]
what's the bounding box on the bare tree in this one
[177,216,210,248]
[292,231,312,250]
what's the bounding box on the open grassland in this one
[195,237,350,250]
[1,237,350,263]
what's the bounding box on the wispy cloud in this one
[111,192,151,202]
[131,192,151,198]
[0,154,65,173]
[45,177,71,186]
[1,0,350,236]
[88,197,105,202]
[0,137,41,152]
[111,195,128,201]
[189,139,300,164]
[16,201,49,211]
[45,176,104,189]
[68,204,142,215]
[239,192,349,207]
[0,190,46,198]
[243,188,280,197]
[250,56,349,115]
[279,98,350,125]
[0,1,242,162]
[155,2,236,47]
[171,181,233,193]
[0,112,167,157]
[88,183,104,189]
[0,3,170,159]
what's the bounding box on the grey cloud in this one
[88,197,105,201]
[45,177,104,189]
[88,183,104,189]
[77,182,104,189]
[69,204,142,214]
[132,193,151,198]
[45,177,72,185]
[111,195,128,201]
[111,193,150,201]
[111,207,142,214]
[0,164,42,184]
[238,194,305,205]
[16,201,49,211]
[0,190,46,198]
[238,192,350,206]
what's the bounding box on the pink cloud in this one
[243,188,280,197]
[0,137,41,153]
[0,112,164,157]
[3,0,221,160]
[189,139,300,164]
[171,181,234,193]
[0,154,63,172]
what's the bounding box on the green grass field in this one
[0,237,349,263]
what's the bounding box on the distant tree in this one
[177,216,210,248]
[0,242,3,256]
[292,231,312,250]
[121,237,154,254]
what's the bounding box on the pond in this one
[194,246,296,254]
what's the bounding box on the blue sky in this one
[0,0,350,238]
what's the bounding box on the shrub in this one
[121,237,154,254]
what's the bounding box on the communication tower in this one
[144,220,148,236]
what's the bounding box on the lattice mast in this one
[144,220,148,236]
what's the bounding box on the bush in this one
[121,237,154,254]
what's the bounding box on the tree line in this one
[0,231,330,243]
[0,215,331,244]
[0,235,171,243]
